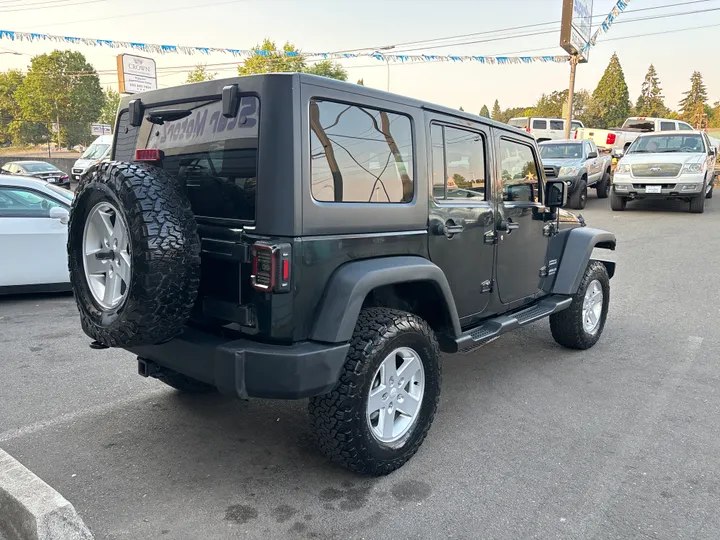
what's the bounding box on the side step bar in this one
[453,295,572,352]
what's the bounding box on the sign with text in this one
[91,123,112,136]
[117,54,157,94]
[560,0,593,62]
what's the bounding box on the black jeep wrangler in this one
[68,74,617,476]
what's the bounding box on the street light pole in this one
[564,54,579,140]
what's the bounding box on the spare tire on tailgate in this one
[67,161,201,347]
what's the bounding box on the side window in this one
[430,124,486,201]
[660,121,676,131]
[678,122,694,131]
[310,99,414,203]
[549,120,564,130]
[571,121,583,130]
[532,119,547,130]
[0,187,64,218]
[499,139,540,203]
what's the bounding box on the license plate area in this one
[646,185,662,194]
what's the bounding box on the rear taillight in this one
[135,149,163,162]
[573,130,578,139]
[526,126,531,133]
[251,242,292,293]
[60,174,69,180]
[606,133,617,145]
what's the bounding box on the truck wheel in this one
[705,183,713,199]
[610,190,626,211]
[68,162,201,348]
[568,179,587,210]
[550,261,610,350]
[157,370,216,394]
[689,193,705,213]
[308,308,441,476]
[596,171,611,199]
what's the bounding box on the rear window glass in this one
[623,119,655,131]
[115,96,260,223]
[532,120,547,129]
[310,99,413,203]
[21,162,58,173]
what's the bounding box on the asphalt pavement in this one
[1,193,719,540]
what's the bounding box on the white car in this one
[611,130,716,213]
[71,134,112,182]
[508,117,584,142]
[0,175,74,293]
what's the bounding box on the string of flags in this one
[582,0,630,53]
[0,28,570,65]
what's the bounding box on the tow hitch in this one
[137,357,163,378]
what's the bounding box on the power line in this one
[0,0,107,12]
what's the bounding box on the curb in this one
[0,448,93,540]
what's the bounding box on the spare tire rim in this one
[582,279,603,335]
[82,201,131,310]
[366,347,425,444]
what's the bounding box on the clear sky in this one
[0,0,718,114]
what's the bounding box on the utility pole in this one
[564,54,579,139]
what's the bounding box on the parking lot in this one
[1,193,719,540]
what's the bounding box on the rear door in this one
[427,117,495,322]
[0,186,69,287]
[531,119,548,140]
[494,133,549,306]
[585,141,601,182]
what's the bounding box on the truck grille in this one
[72,168,83,174]
[631,163,681,178]
[543,166,558,178]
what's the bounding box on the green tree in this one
[186,64,217,83]
[0,69,24,145]
[479,104,489,118]
[498,106,528,124]
[532,90,567,118]
[15,50,104,147]
[304,60,348,81]
[98,88,120,126]
[635,64,668,118]
[491,99,501,121]
[238,39,306,75]
[589,53,630,128]
[678,71,708,125]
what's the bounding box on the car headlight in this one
[681,163,704,174]
[559,166,579,176]
[615,163,631,174]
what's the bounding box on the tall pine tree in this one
[590,53,630,128]
[479,104,490,118]
[678,71,708,125]
[635,64,668,118]
[491,99,501,121]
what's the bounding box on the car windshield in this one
[45,183,74,202]
[628,134,705,154]
[81,144,110,159]
[21,162,59,173]
[539,144,583,159]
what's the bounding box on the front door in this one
[494,135,549,306]
[427,120,495,323]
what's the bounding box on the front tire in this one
[610,190,627,211]
[705,182,713,199]
[568,179,587,210]
[596,171,611,199]
[690,192,705,213]
[550,261,610,350]
[308,308,441,476]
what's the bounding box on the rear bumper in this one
[127,327,349,400]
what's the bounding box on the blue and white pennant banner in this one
[582,0,631,53]
[0,29,569,64]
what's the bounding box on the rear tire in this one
[568,179,587,210]
[550,261,610,350]
[610,190,626,211]
[690,193,705,213]
[308,308,441,476]
[706,183,713,199]
[596,171,611,199]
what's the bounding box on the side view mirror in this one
[545,180,567,209]
[49,206,70,224]
[587,151,598,159]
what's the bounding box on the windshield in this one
[81,143,110,160]
[22,162,59,173]
[628,134,705,154]
[45,183,75,202]
[539,144,583,159]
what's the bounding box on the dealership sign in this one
[560,0,593,62]
[91,123,112,136]
[117,54,157,94]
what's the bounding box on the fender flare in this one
[310,256,462,343]
[550,227,616,295]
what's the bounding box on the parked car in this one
[611,130,716,213]
[0,160,70,189]
[539,139,613,210]
[508,117,585,142]
[71,135,112,182]
[575,117,696,158]
[66,73,617,476]
[0,174,73,293]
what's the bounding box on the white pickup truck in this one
[574,117,696,158]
